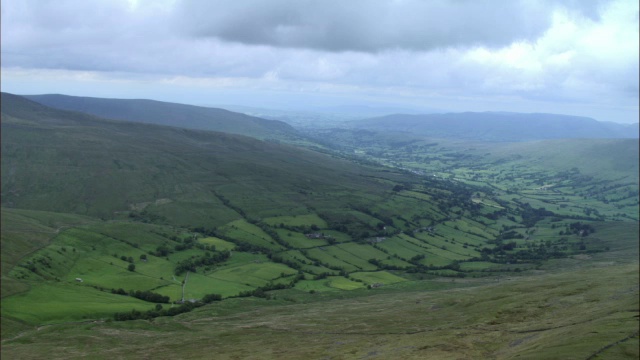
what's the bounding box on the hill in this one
[350,112,639,141]
[23,93,297,140]
[2,93,637,358]
[1,92,412,226]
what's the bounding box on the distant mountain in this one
[23,94,297,140]
[351,112,639,141]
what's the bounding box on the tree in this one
[128,263,136,272]
[202,293,222,303]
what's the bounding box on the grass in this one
[208,262,298,288]
[305,248,360,272]
[262,214,328,228]
[275,229,328,248]
[1,283,150,324]
[219,220,284,251]
[1,209,96,297]
[197,237,236,251]
[349,271,408,285]
[323,245,378,271]
[2,260,636,359]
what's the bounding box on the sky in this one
[1,0,638,123]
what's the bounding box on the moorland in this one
[2,92,638,359]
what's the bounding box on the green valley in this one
[1,93,638,359]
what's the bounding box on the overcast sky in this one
[2,0,638,123]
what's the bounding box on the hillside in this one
[23,93,297,140]
[2,93,638,358]
[305,127,639,222]
[351,112,639,141]
[2,93,405,226]
[3,219,638,359]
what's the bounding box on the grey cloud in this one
[1,0,636,123]
[177,0,555,52]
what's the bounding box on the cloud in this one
[177,0,556,53]
[0,0,637,123]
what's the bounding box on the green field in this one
[263,214,328,228]
[349,271,408,285]
[2,283,151,324]
[198,237,236,251]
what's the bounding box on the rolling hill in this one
[350,112,639,141]
[1,92,414,226]
[23,93,297,140]
[2,93,637,359]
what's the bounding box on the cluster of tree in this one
[405,260,464,274]
[234,275,305,299]
[128,210,168,224]
[268,253,302,270]
[317,211,377,241]
[485,208,508,220]
[367,258,407,271]
[153,244,173,257]
[174,236,196,251]
[232,239,271,254]
[213,192,246,218]
[22,254,53,272]
[496,230,524,241]
[351,205,395,229]
[408,254,425,265]
[481,241,518,255]
[190,226,217,237]
[256,223,292,249]
[201,293,222,303]
[117,255,135,263]
[174,250,231,275]
[568,222,596,237]
[114,302,189,321]
[313,272,331,280]
[480,244,565,263]
[113,292,223,321]
[421,177,477,207]
[519,203,555,227]
[110,288,170,303]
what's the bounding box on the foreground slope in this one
[23,93,297,140]
[2,221,637,359]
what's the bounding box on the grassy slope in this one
[2,94,638,358]
[1,209,96,297]
[2,222,637,359]
[23,93,297,140]
[0,95,449,331]
[1,93,408,225]
[473,138,640,180]
[312,129,639,221]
